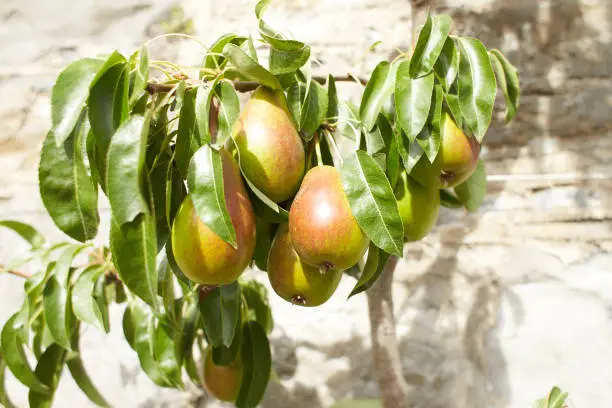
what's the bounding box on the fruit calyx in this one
[318,261,334,274]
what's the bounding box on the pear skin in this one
[203,348,242,402]
[411,113,480,189]
[289,165,369,270]
[268,224,343,307]
[395,171,440,242]
[232,86,305,203]
[171,149,256,285]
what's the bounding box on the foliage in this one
[0,2,520,407]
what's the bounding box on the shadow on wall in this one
[252,0,612,407]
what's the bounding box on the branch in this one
[367,256,410,408]
[0,264,32,279]
[146,74,367,94]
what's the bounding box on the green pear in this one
[171,149,256,285]
[289,165,369,271]
[411,113,480,189]
[232,86,305,202]
[203,348,242,402]
[395,171,440,242]
[268,224,343,307]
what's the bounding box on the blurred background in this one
[1,0,611,407]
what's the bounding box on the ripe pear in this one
[411,113,480,189]
[203,348,242,402]
[232,86,305,203]
[395,171,440,242]
[171,149,256,285]
[268,224,343,307]
[289,165,369,271]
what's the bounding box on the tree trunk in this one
[367,256,410,408]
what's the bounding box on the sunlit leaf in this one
[489,49,520,123]
[395,62,434,141]
[236,321,271,408]
[360,61,398,132]
[410,14,452,78]
[28,344,66,408]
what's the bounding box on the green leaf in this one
[489,49,520,123]
[236,321,271,408]
[175,300,199,368]
[93,274,110,333]
[212,319,242,366]
[440,189,464,209]
[253,219,274,271]
[269,46,311,75]
[129,46,149,106]
[222,43,281,90]
[28,345,66,408]
[337,101,361,140]
[39,114,99,242]
[241,280,274,334]
[42,277,73,350]
[360,61,398,132]
[434,38,460,91]
[153,319,183,388]
[51,58,104,146]
[194,83,215,146]
[300,80,328,138]
[165,162,186,231]
[106,114,150,225]
[340,151,404,256]
[244,35,259,62]
[365,115,387,155]
[287,82,307,126]
[454,159,486,212]
[416,84,443,163]
[67,329,111,407]
[0,220,45,249]
[397,127,424,174]
[410,14,452,78]
[444,92,463,128]
[1,314,49,393]
[72,265,108,332]
[54,243,90,287]
[326,75,338,120]
[175,88,201,178]
[215,81,240,145]
[156,254,175,314]
[123,303,172,387]
[88,61,129,190]
[202,34,246,75]
[110,214,158,308]
[0,352,17,408]
[349,244,379,298]
[187,145,237,248]
[380,116,400,188]
[199,283,241,348]
[254,0,271,19]
[165,239,192,288]
[546,386,569,408]
[457,37,497,142]
[395,62,434,141]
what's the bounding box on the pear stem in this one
[314,133,324,167]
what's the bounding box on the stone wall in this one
[0,0,611,407]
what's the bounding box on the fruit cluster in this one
[171,86,480,310]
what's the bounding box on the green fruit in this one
[268,224,343,307]
[395,171,440,242]
[232,86,305,202]
[288,165,369,271]
[411,113,480,189]
[171,150,256,285]
[203,348,242,402]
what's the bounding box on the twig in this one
[0,264,32,279]
[146,74,367,94]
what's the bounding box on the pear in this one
[203,348,242,402]
[268,224,343,307]
[289,165,369,271]
[395,171,440,242]
[411,113,480,189]
[232,86,305,203]
[171,149,256,285]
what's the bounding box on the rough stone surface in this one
[1,0,611,407]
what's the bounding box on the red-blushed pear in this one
[171,149,256,285]
[289,165,369,271]
[395,171,440,242]
[232,86,305,203]
[267,224,343,307]
[203,348,242,402]
[411,113,480,189]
